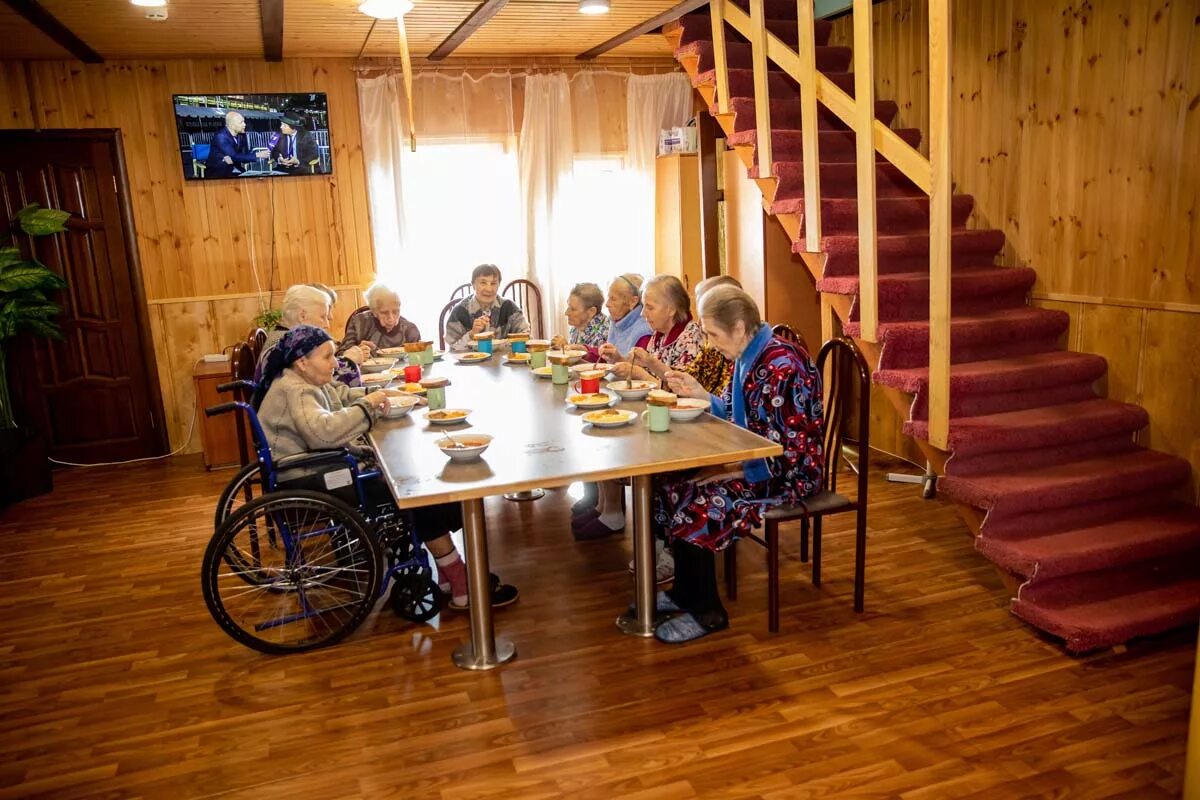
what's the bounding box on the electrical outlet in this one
[203,353,230,363]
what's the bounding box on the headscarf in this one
[252,325,333,408]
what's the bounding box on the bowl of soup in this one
[436,434,493,462]
[360,357,398,374]
[382,394,419,419]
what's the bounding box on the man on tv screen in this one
[205,111,263,178]
[268,113,319,174]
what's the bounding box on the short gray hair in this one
[280,284,329,327]
[644,274,692,324]
[699,286,762,334]
[569,282,605,314]
[364,282,401,310]
[610,273,644,300]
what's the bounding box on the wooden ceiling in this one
[0,0,678,61]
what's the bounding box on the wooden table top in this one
[368,357,782,508]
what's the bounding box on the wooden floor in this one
[0,454,1193,799]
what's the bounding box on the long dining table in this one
[368,351,781,671]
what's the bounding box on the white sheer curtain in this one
[356,72,410,274]
[625,73,694,267]
[519,74,575,339]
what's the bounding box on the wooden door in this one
[0,130,166,463]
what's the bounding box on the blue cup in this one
[476,337,493,355]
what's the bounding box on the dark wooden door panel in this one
[0,131,166,462]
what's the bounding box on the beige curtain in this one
[356,72,410,275]
[625,73,694,268]
[519,74,575,339]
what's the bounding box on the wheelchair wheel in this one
[215,462,266,531]
[202,490,383,654]
[389,569,443,623]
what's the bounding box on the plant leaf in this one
[20,318,63,340]
[0,248,22,269]
[0,264,66,292]
[16,205,70,237]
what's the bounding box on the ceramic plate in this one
[582,408,636,428]
[455,352,491,364]
[532,366,554,379]
[426,408,470,425]
[567,392,616,410]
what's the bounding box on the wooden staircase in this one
[663,0,1200,653]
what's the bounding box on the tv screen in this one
[173,93,332,181]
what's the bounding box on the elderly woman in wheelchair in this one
[203,325,517,654]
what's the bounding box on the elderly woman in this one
[444,264,531,352]
[651,287,824,643]
[633,275,740,395]
[255,325,518,611]
[551,282,609,353]
[339,281,421,355]
[594,274,653,365]
[258,284,364,387]
[607,274,704,383]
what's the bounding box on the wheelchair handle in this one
[205,402,239,418]
[217,379,256,394]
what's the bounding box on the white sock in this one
[598,511,625,530]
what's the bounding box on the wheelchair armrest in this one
[275,450,353,471]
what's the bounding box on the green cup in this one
[426,386,446,410]
[421,345,434,366]
[407,350,422,366]
[530,350,547,369]
[551,363,569,385]
[642,404,671,433]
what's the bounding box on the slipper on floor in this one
[653,612,728,644]
[446,582,519,612]
[571,516,623,541]
[624,591,683,618]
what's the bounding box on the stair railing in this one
[707,0,953,449]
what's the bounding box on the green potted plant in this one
[1,204,69,505]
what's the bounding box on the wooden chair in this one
[437,298,460,351]
[226,342,258,466]
[245,327,268,362]
[502,278,545,339]
[724,337,871,631]
[449,283,471,302]
[771,323,809,353]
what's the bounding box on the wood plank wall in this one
[829,0,1200,498]
[0,58,376,453]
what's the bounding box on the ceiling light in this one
[358,0,414,19]
[579,0,610,14]
[131,0,167,6]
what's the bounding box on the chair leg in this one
[767,519,780,633]
[811,516,822,587]
[800,516,809,563]
[724,541,738,600]
[854,506,866,613]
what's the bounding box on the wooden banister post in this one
[749,0,773,179]
[928,0,952,450]
[852,0,878,343]
[796,0,822,252]
[709,0,731,116]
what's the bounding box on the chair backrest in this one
[246,327,268,361]
[227,343,259,464]
[449,283,471,302]
[437,298,460,351]
[815,337,870,496]
[771,323,810,354]
[502,278,545,339]
[193,142,211,161]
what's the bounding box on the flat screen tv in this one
[173,93,332,181]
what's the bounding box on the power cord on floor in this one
[47,358,204,468]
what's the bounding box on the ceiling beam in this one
[1,0,103,63]
[260,0,283,62]
[576,0,708,60]
[427,0,510,61]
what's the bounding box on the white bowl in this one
[437,434,493,462]
[607,380,656,401]
[360,372,394,386]
[360,357,398,374]
[669,397,710,421]
[382,394,419,419]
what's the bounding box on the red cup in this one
[573,376,600,394]
[403,364,422,383]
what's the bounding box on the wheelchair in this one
[203,380,442,655]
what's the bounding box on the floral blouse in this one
[569,313,610,349]
[639,319,704,371]
[687,346,733,395]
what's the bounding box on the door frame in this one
[0,128,169,457]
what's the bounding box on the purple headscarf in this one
[252,325,333,408]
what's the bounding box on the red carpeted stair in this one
[665,2,1200,653]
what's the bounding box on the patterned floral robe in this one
[569,313,611,349]
[655,335,825,550]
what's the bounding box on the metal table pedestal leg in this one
[452,498,516,670]
[503,488,545,501]
[616,474,656,637]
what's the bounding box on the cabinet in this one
[654,153,704,294]
[193,361,242,470]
